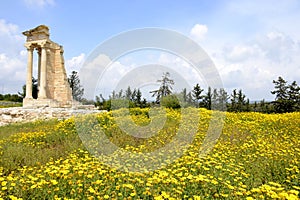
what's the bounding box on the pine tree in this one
[237,89,246,112]
[181,88,187,103]
[68,71,84,101]
[203,87,212,110]
[230,89,238,112]
[192,83,204,107]
[135,89,142,105]
[125,86,132,100]
[150,72,174,103]
[216,88,228,111]
[187,91,194,106]
[271,76,291,113]
[288,81,300,111]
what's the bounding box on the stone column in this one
[37,48,41,89]
[25,45,33,99]
[39,46,47,98]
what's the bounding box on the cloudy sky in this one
[0,0,300,101]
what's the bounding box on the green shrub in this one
[160,95,181,109]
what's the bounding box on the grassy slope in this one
[0,108,299,199]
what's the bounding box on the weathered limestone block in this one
[0,107,100,127]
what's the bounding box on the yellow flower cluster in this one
[0,108,299,199]
[6,131,47,147]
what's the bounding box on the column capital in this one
[39,40,49,48]
[24,43,34,51]
[60,45,64,54]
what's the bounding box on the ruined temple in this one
[22,25,73,108]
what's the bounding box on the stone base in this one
[23,98,73,108]
[0,107,102,127]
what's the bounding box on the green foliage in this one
[192,83,204,107]
[0,101,22,108]
[271,76,300,113]
[160,94,181,109]
[228,89,250,112]
[18,77,38,99]
[150,72,174,103]
[252,99,274,113]
[203,86,212,110]
[95,88,149,111]
[68,71,84,101]
[0,94,23,102]
[0,119,83,174]
[92,75,300,114]
[94,94,112,110]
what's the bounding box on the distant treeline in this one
[95,76,300,114]
[3,74,299,114]
[0,93,23,102]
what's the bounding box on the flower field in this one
[0,108,299,199]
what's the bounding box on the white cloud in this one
[257,30,296,63]
[213,30,300,101]
[158,53,206,89]
[0,19,24,56]
[23,0,55,8]
[0,20,26,94]
[80,54,112,99]
[79,50,210,100]
[190,24,208,42]
[223,44,263,62]
[65,53,85,74]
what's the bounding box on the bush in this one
[160,95,181,109]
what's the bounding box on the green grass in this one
[0,119,83,174]
[0,101,22,108]
[0,109,299,199]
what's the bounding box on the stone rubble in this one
[0,107,101,127]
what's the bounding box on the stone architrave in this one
[22,25,73,108]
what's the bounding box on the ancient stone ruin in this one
[22,25,73,108]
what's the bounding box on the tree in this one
[68,71,84,101]
[218,88,229,109]
[245,98,251,112]
[186,91,194,106]
[237,89,246,112]
[229,89,248,112]
[192,83,204,107]
[95,94,111,110]
[125,86,132,100]
[18,77,38,99]
[181,88,187,103]
[134,89,142,105]
[203,87,212,110]
[110,90,117,100]
[212,88,219,108]
[161,94,180,109]
[150,72,174,103]
[271,76,294,113]
[229,89,238,112]
[131,89,137,102]
[180,88,193,107]
[213,88,228,111]
[288,81,300,111]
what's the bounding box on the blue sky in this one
[0,0,300,101]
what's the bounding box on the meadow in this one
[0,101,22,108]
[0,108,299,199]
